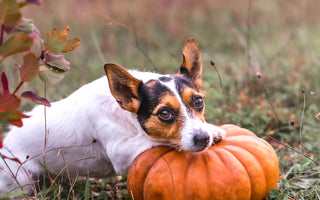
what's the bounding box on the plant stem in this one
[12,81,24,95]
[246,0,252,69]
[0,24,4,45]
[299,90,306,154]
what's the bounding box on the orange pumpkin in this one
[127,124,279,200]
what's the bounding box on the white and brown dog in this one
[0,38,225,193]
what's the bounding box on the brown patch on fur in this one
[143,94,184,142]
[179,38,202,90]
[145,80,157,88]
[104,63,141,113]
[180,87,205,122]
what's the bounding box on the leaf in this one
[44,27,69,53]
[7,119,23,127]
[61,37,81,53]
[18,52,39,82]
[0,93,21,112]
[1,72,9,94]
[39,65,66,84]
[21,91,51,107]
[0,139,2,149]
[0,0,22,26]
[84,175,90,200]
[0,32,33,58]
[44,53,70,72]
[0,109,29,120]
[44,26,80,53]
[26,0,43,7]
[0,72,21,111]
[5,17,33,34]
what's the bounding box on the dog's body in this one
[0,39,225,193]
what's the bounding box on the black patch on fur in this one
[159,76,172,82]
[174,75,198,95]
[137,80,173,133]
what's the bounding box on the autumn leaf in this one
[0,32,33,58]
[0,93,21,112]
[1,71,9,94]
[0,72,20,111]
[0,110,28,120]
[44,53,70,72]
[0,0,22,26]
[61,37,81,53]
[0,153,22,163]
[44,26,80,53]
[18,52,39,82]
[21,91,51,107]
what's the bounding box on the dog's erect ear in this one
[179,38,202,90]
[104,63,141,113]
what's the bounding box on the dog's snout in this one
[193,132,209,149]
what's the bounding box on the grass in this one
[1,0,320,199]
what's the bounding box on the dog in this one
[0,38,226,194]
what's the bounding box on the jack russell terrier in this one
[0,38,225,194]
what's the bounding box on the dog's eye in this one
[157,108,174,121]
[194,97,204,109]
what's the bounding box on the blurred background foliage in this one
[1,0,320,199]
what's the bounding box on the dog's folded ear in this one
[104,63,141,113]
[179,38,202,90]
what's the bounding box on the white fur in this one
[0,70,163,193]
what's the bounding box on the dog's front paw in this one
[212,127,226,145]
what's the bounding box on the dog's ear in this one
[104,63,141,113]
[179,38,202,90]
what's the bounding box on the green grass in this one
[1,0,320,199]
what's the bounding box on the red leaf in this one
[21,91,51,107]
[7,119,23,127]
[1,72,10,94]
[0,93,21,112]
[0,139,2,149]
[0,153,22,164]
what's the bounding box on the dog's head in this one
[104,38,225,152]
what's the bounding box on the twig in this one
[0,24,4,45]
[257,73,281,122]
[209,60,319,164]
[12,81,24,95]
[299,89,306,154]
[128,13,158,71]
[246,0,253,69]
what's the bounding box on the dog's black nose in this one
[193,133,210,149]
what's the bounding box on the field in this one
[1,0,320,199]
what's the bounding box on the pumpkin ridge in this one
[128,146,174,200]
[221,145,267,200]
[214,147,252,199]
[160,155,177,200]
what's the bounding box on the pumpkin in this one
[127,124,279,200]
